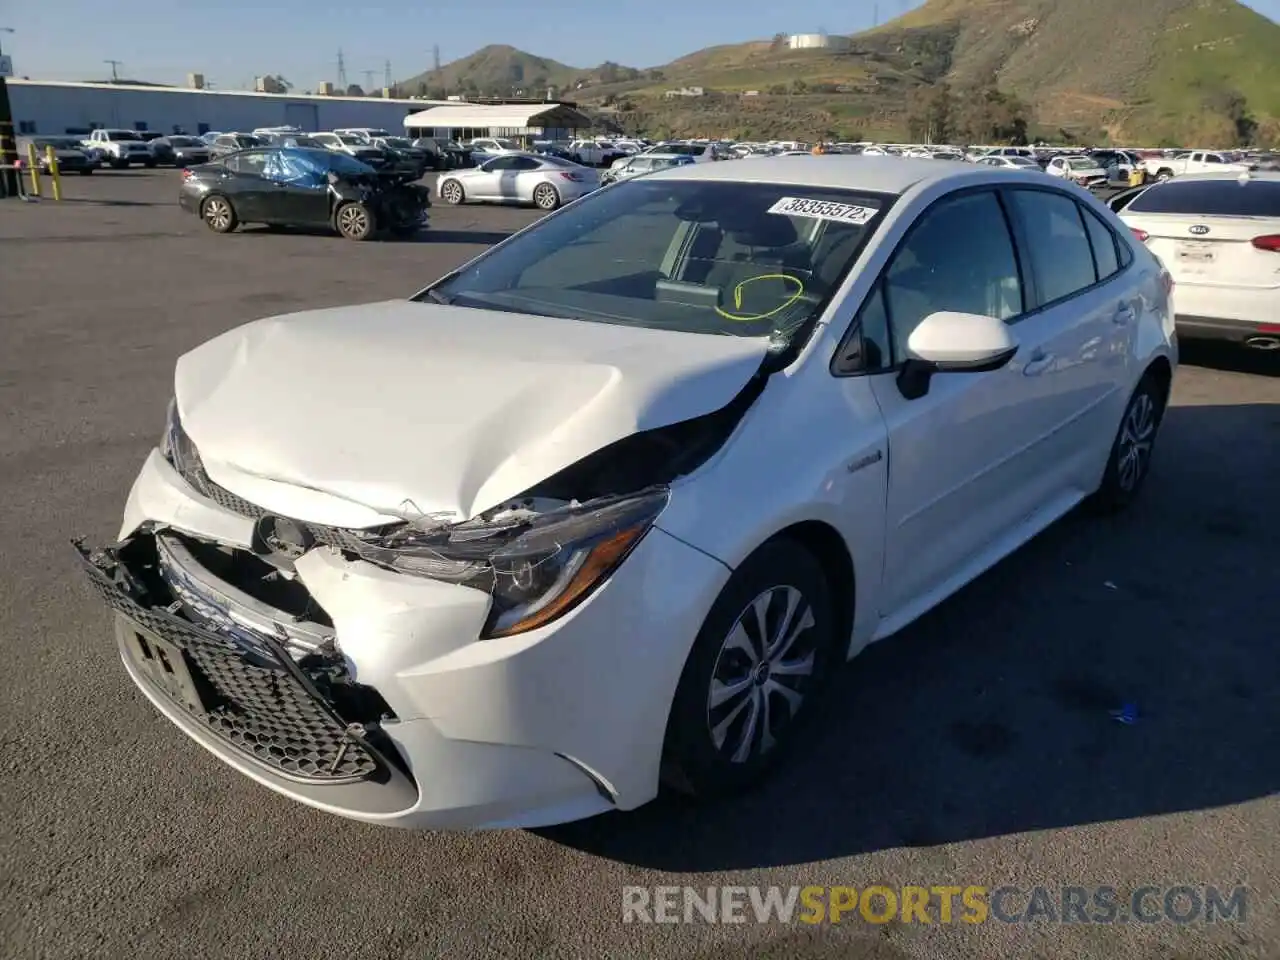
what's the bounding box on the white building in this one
[787,33,852,51]
[7,79,451,137]
[403,102,592,142]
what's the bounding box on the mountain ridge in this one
[401,0,1280,144]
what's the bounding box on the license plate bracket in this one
[129,625,212,713]
[1177,241,1215,263]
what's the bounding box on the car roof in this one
[1157,170,1280,183]
[655,156,1030,195]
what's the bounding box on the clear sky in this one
[4,0,1279,89]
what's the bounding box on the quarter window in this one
[882,191,1022,357]
[1009,189,1098,304]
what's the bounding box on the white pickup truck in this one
[82,129,158,168]
[1143,150,1250,181]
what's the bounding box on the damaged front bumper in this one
[73,449,730,829]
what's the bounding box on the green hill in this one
[401,0,1280,145]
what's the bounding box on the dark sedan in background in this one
[155,136,211,167]
[16,136,98,174]
[178,147,431,241]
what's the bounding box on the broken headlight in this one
[159,398,202,484]
[366,488,670,639]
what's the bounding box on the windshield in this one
[1067,158,1097,170]
[656,143,703,156]
[491,138,518,149]
[1009,157,1037,166]
[106,131,142,141]
[420,179,888,346]
[234,135,265,147]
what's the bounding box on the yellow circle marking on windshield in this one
[714,274,806,322]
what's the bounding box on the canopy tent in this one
[402,102,591,136]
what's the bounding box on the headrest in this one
[715,208,798,247]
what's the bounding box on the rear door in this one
[1005,186,1137,488]
[221,151,272,219]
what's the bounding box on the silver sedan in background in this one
[436,153,599,210]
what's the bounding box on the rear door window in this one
[1009,189,1099,304]
[1126,180,1280,217]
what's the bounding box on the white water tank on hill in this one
[787,33,851,50]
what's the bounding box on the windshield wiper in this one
[424,288,453,304]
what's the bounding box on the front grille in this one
[75,539,386,784]
[172,444,400,557]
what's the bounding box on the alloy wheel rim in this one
[339,207,367,235]
[444,182,460,202]
[706,585,817,764]
[205,200,229,229]
[1117,392,1156,492]
[535,186,556,208]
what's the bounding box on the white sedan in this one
[77,158,1176,830]
[437,152,599,210]
[1117,170,1280,349]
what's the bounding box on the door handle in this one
[1023,350,1055,376]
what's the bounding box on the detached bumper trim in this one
[75,539,416,808]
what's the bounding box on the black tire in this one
[661,537,839,799]
[1089,370,1167,513]
[144,159,157,169]
[532,182,561,211]
[1156,168,1173,181]
[334,201,376,241]
[111,159,127,170]
[440,179,465,205]
[200,195,238,233]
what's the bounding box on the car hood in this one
[174,300,770,526]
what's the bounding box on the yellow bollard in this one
[45,145,62,201]
[26,141,41,196]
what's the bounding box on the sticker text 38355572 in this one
[766,197,879,225]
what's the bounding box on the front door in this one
[261,150,333,225]
[862,188,1065,615]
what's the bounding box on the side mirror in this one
[897,311,1018,400]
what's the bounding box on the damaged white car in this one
[76,158,1177,830]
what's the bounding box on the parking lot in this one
[2,169,1277,960]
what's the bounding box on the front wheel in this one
[440,179,464,205]
[200,195,238,233]
[1089,372,1166,512]
[335,201,376,241]
[661,538,838,799]
[532,182,561,210]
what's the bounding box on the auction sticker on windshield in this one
[767,197,878,225]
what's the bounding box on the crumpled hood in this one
[175,300,769,526]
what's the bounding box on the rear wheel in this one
[335,201,376,241]
[1155,168,1173,181]
[200,195,238,233]
[662,538,838,799]
[1089,371,1167,512]
[532,183,561,210]
[440,179,464,205]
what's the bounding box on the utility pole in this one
[384,59,392,89]
[104,59,123,82]
[0,28,17,198]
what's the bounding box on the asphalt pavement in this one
[1,170,1277,960]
